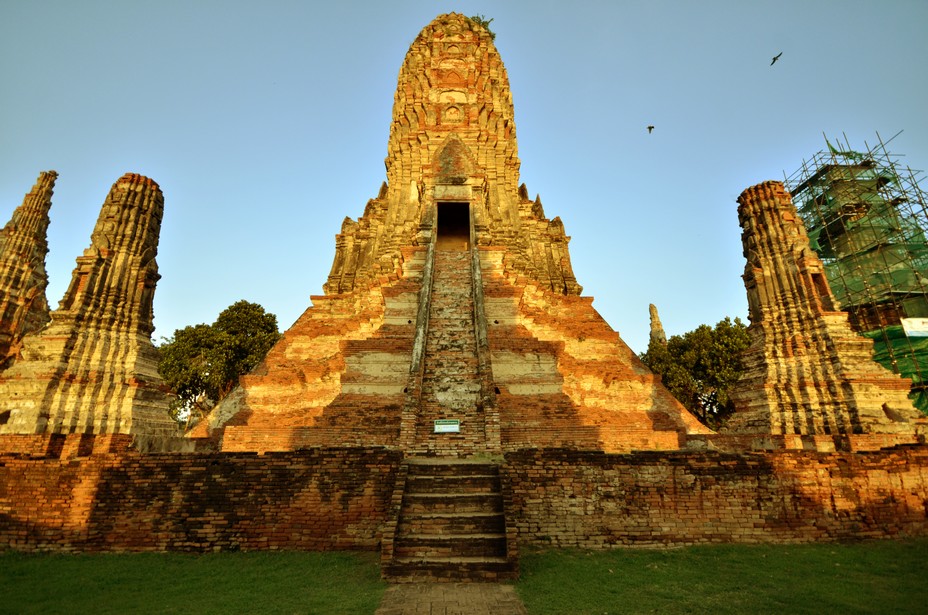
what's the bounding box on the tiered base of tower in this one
[481,247,711,452]
[191,246,425,450]
[198,243,709,456]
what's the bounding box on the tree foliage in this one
[469,14,496,40]
[639,317,751,429]
[158,300,281,428]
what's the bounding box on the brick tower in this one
[195,13,710,455]
[726,180,925,446]
[0,173,178,439]
[0,171,55,366]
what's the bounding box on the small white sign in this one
[902,318,928,337]
[433,419,461,433]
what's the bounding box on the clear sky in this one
[2,0,927,353]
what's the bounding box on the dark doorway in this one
[436,202,470,251]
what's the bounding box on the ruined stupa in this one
[194,13,710,454]
[726,181,925,448]
[0,173,178,439]
[1,14,927,585]
[0,171,55,367]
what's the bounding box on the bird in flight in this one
[647,125,655,134]
[770,52,782,66]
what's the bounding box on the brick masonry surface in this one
[2,443,928,552]
[503,446,928,548]
[0,447,401,552]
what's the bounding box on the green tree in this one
[158,300,281,428]
[639,317,751,429]
[469,14,495,40]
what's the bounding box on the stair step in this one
[403,493,503,514]
[405,461,500,476]
[398,511,505,534]
[405,474,501,493]
[394,534,506,558]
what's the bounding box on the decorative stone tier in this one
[207,240,709,454]
[0,171,54,366]
[196,247,423,451]
[481,247,712,452]
[0,173,177,439]
[726,181,926,438]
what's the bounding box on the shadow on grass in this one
[0,550,387,615]
[516,539,928,615]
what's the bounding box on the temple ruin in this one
[193,12,711,458]
[0,13,926,584]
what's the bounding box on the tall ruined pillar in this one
[648,304,667,346]
[0,173,178,438]
[0,171,55,365]
[726,180,924,443]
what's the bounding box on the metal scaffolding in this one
[785,132,928,412]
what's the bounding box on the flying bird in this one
[647,125,654,134]
[770,52,782,66]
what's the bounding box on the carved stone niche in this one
[437,59,468,87]
[442,105,464,125]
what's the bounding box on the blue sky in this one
[2,1,927,353]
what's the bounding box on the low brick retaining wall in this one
[503,446,928,548]
[2,444,927,553]
[0,447,401,552]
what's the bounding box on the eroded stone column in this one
[0,171,55,366]
[648,304,667,346]
[726,180,924,438]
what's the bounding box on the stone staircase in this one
[412,249,487,456]
[381,459,518,582]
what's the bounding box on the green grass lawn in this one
[516,539,928,615]
[0,550,386,615]
[2,541,926,614]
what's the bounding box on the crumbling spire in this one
[648,303,667,346]
[726,180,924,439]
[0,173,177,438]
[323,13,581,296]
[0,171,55,366]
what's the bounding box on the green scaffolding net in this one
[787,135,928,414]
[863,326,928,413]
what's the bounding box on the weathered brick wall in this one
[5,445,927,554]
[504,446,928,548]
[0,447,401,552]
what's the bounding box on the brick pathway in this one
[375,583,528,615]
